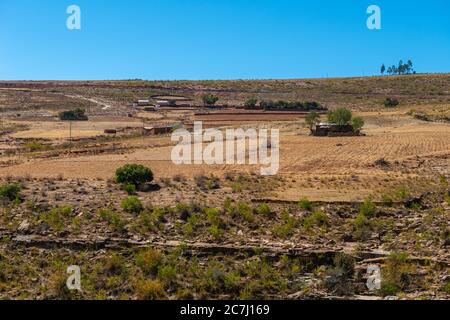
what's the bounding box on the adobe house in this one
[150,95,192,107]
[311,122,358,137]
[143,125,175,135]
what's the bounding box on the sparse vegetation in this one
[298,198,313,211]
[380,252,415,296]
[202,94,219,106]
[244,97,258,109]
[0,183,21,202]
[121,196,143,214]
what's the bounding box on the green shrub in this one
[384,98,399,108]
[327,108,352,125]
[298,198,313,211]
[352,116,365,132]
[158,265,178,285]
[194,175,220,190]
[115,164,154,187]
[103,254,126,276]
[445,194,450,206]
[205,208,221,226]
[135,279,165,300]
[99,208,127,232]
[380,252,414,296]
[208,225,224,239]
[255,204,273,217]
[136,248,163,276]
[202,94,219,106]
[273,211,297,238]
[0,183,21,202]
[353,212,372,240]
[359,198,376,217]
[123,183,137,195]
[305,111,320,131]
[303,211,329,229]
[176,202,200,221]
[236,202,254,222]
[244,97,258,109]
[442,281,450,294]
[184,214,201,236]
[24,141,48,152]
[59,108,88,121]
[121,196,143,214]
[42,206,73,231]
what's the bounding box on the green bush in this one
[244,97,258,109]
[158,265,178,285]
[121,196,143,214]
[273,211,298,238]
[236,202,254,222]
[135,279,165,300]
[327,108,352,125]
[255,204,273,217]
[202,94,219,106]
[303,211,329,229]
[123,183,137,195]
[305,111,320,131]
[115,164,154,187]
[384,98,399,108]
[136,248,163,276]
[352,116,365,132]
[298,198,313,211]
[359,198,376,217]
[59,108,88,121]
[208,225,224,239]
[24,141,48,152]
[42,206,73,231]
[353,212,372,240]
[194,175,220,190]
[0,183,21,202]
[380,252,414,296]
[99,208,127,232]
[205,208,221,226]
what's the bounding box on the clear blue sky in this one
[0,0,449,80]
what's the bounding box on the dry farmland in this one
[0,75,449,300]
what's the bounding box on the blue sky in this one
[0,0,449,80]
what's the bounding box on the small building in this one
[136,100,151,107]
[104,129,117,135]
[312,122,357,137]
[143,125,175,135]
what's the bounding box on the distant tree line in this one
[200,94,327,112]
[259,100,327,111]
[381,60,415,75]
